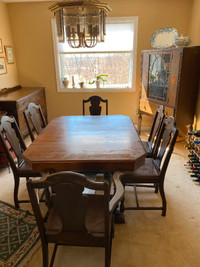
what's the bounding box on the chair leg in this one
[159,181,166,216]
[105,245,111,267]
[120,197,125,212]
[111,218,115,238]
[50,244,58,267]
[14,175,20,208]
[138,113,142,135]
[154,183,159,193]
[42,241,49,267]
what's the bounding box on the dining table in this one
[23,115,146,174]
[23,115,146,223]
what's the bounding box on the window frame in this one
[51,16,138,92]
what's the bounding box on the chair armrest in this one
[109,171,124,213]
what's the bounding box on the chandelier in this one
[49,0,112,48]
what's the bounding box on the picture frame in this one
[0,39,3,53]
[4,46,14,64]
[0,57,7,75]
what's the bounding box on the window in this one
[52,17,138,92]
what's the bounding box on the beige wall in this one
[189,0,200,129]
[6,0,193,123]
[0,0,18,89]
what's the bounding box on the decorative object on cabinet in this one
[0,39,3,53]
[173,34,191,47]
[0,57,7,75]
[4,46,14,64]
[138,47,200,135]
[150,27,179,49]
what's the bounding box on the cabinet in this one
[138,46,200,133]
[0,85,47,166]
[0,86,47,137]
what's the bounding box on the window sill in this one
[57,87,134,93]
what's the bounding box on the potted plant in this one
[89,74,108,88]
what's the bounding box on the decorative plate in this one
[150,27,179,49]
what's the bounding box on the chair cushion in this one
[122,158,160,183]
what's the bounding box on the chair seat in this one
[46,195,105,235]
[18,161,40,177]
[122,158,160,183]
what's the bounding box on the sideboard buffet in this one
[0,85,47,166]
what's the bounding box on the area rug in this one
[0,200,40,267]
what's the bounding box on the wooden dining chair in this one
[0,115,41,208]
[120,116,178,216]
[24,102,47,141]
[27,171,124,267]
[142,105,165,157]
[83,95,108,115]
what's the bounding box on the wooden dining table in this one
[23,115,146,173]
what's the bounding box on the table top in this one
[23,115,146,172]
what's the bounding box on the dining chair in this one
[142,105,165,157]
[27,171,124,267]
[120,116,178,216]
[83,95,108,115]
[24,102,47,142]
[0,115,41,208]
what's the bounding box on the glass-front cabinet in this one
[147,53,171,102]
[138,47,200,133]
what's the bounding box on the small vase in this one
[96,80,101,88]
[62,78,69,88]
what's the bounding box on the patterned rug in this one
[0,200,40,267]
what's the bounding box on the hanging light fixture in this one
[49,0,112,48]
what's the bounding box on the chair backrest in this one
[83,95,108,115]
[24,103,46,141]
[153,116,178,178]
[148,105,165,154]
[27,171,110,240]
[0,115,27,172]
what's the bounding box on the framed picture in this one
[4,46,14,64]
[0,39,3,53]
[0,57,7,75]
